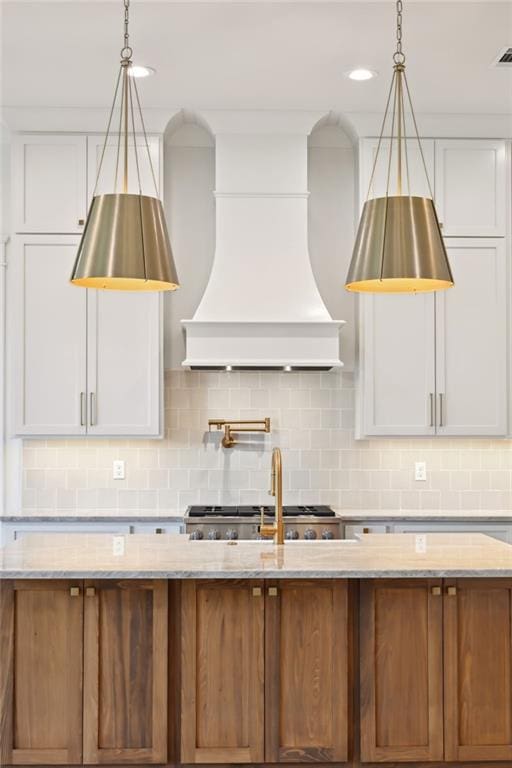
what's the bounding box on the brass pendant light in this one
[345,0,454,294]
[70,0,179,292]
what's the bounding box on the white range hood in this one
[182,111,345,370]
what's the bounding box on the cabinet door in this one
[0,580,83,765]
[265,580,348,763]
[360,579,443,762]
[435,139,506,236]
[435,239,507,436]
[359,292,436,436]
[86,290,162,436]
[444,579,512,762]
[181,580,265,764]
[83,580,168,764]
[87,135,161,199]
[13,236,87,436]
[13,134,87,234]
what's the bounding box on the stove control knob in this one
[226,528,238,541]
[304,528,317,540]
[321,529,334,540]
[207,529,221,540]
[285,529,299,540]
[189,530,204,541]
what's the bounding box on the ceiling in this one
[2,1,512,116]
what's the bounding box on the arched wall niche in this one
[163,110,215,369]
[308,112,357,371]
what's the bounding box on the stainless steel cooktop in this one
[185,505,341,541]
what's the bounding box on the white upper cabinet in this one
[11,132,164,438]
[13,236,87,435]
[435,239,507,436]
[359,138,435,202]
[13,134,87,234]
[87,135,161,199]
[435,140,507,236]
[357,138,510,439]
[359,293,436,436]
[87,290,161,436]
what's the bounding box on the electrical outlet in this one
[414,461,427,481]
[112,536,125,556]
[113,460,125,480]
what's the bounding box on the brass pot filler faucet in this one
[207,418,284,545]
[208,418,271,449]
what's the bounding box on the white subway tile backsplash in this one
[19,369,512,513]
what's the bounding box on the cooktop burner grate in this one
[187,505,335,518]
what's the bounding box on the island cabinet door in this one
[444,578,512,762]
[83,580,168,764]
[181,580,265,764]
[0,580,84,765]
[264,580,348,763]
[359,579,444,762]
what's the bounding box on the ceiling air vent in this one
[492,47,512,66]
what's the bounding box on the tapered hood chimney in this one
[182,111,345,370]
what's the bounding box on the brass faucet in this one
[208,418,270,449]
[259,447,284,545]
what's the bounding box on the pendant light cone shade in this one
[70,193,179,291]
[345,196,454,293]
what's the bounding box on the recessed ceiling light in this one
[346,68,377,81]
[128,65,156,78]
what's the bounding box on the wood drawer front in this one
[360,579,444,763]
[0,580,83,765]
[265,580,348,763]
[83,580,168,764]
[180,580,265,764]
[444,579,512,762]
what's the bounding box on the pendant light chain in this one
[394,0,405,64]
[121,0,132,60]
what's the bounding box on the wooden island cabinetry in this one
[0,580,168,766]
[5,573,512,767]
[180,579,348,764]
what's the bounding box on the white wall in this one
[163,124,215,369]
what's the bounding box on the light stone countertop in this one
[334,509,512,522]
[0,510,184,523]
[2,532,512,579]
[4,509,512,523]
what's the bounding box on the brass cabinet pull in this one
[80,392,86,426]
[70,586,80,597]
[429,393,435,427]
[431,586,441,596]
[268,587,278,597]
[252,587,262,597]
[89,392,96,426]
[439,393,445,428]
[362,527,370,534]
[447,586,457,596]
[86,586,96,597]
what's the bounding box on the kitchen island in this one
[2,533,512,768]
